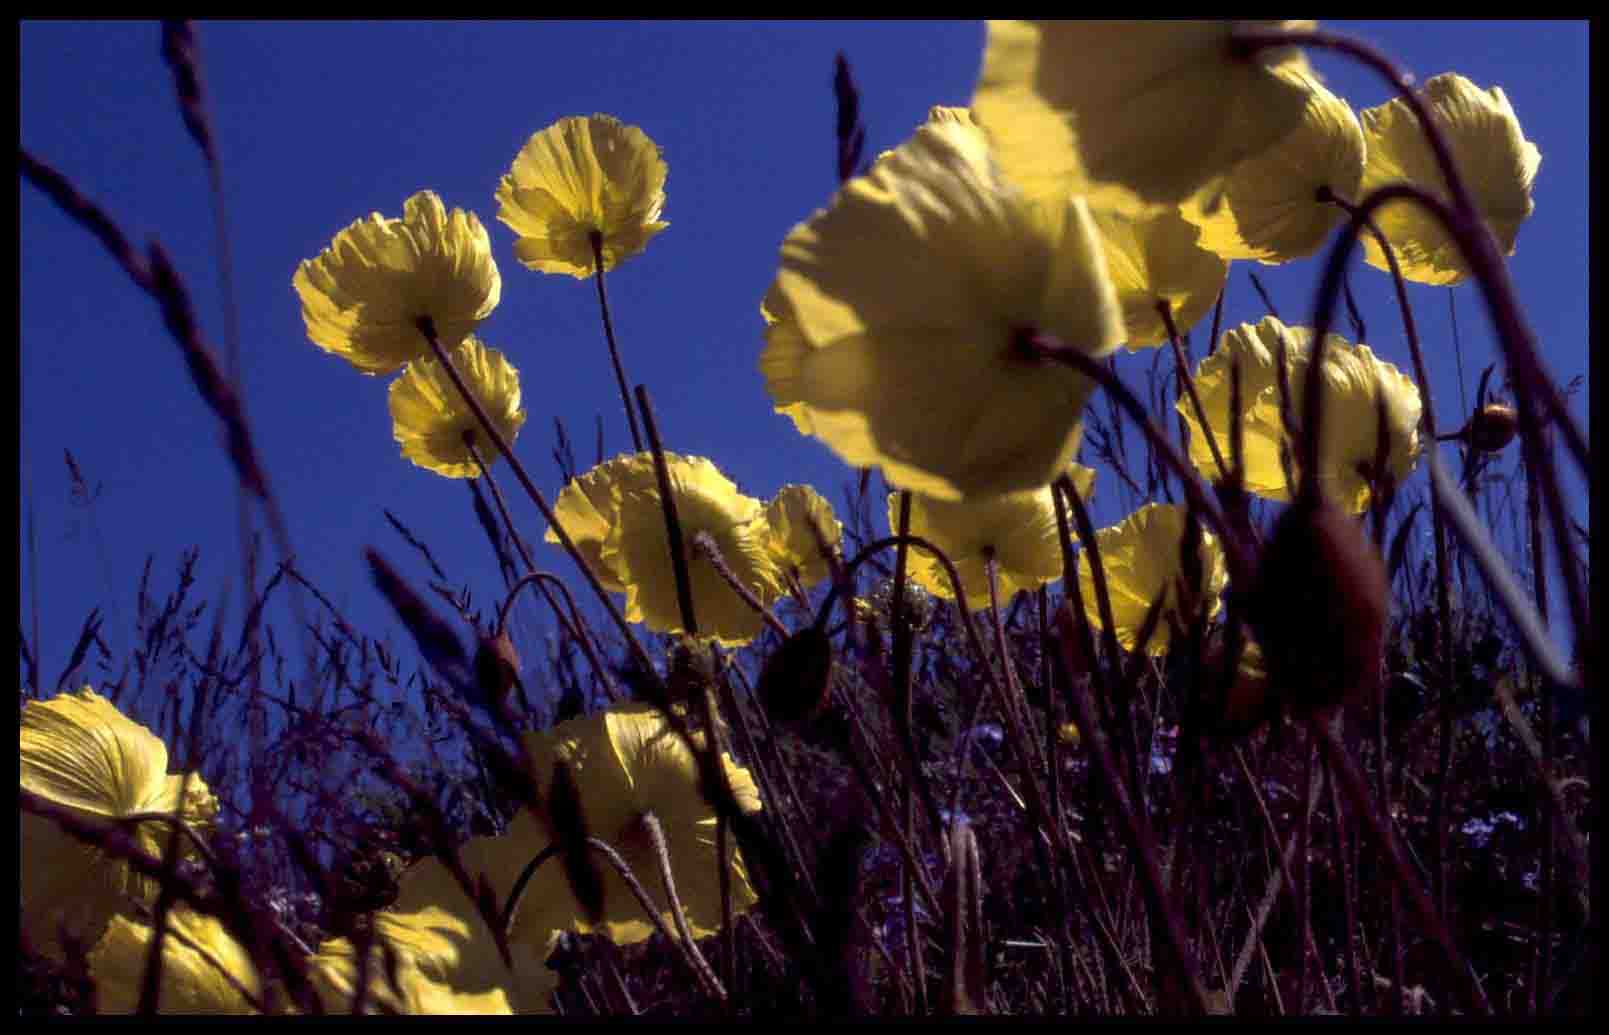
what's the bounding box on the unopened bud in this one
[757,623,835,724]
[1468,403,1519,453]
[1249,495,1388,719]
[473,629,522,715]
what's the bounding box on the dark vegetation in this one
[18,22,1592,1017]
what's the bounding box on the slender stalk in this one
[467,435,620,701]
[641,811,728,1002]
[414,317,654,679]
[1052,607,1212,1016]
[591,231,644,453]
[1330,765,1364,1019]
[1161,301,1230,484]
[587,835,724,1001]
[1310,715,1492,1015]
[1020,332,1251,586]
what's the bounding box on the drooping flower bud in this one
[1468,403,1519,453]
[1248,494,1388,718]
[473,629,522,720]
[756,623,835,724]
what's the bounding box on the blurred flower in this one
[21,687,219,960]
[86,910,260,1014]
[971,20,1315,212]
[521,703,763,944]
[387,336,527,479]
[763,484,843,589]
[309,813,571,1015]
[1077,502,1228,654]
[1358,72,1540,285]
[763,117,1123,501]
[496,114,669,278]
[1182,67,1366,264]
[1176,316,1422,512]
[547,453,783,646]
[294,190,501,375]
[1091,205,1227,348]
[891,463,1094,612]
[1056,722,1081,747]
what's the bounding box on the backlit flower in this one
[521,703,763,945]
[763,117,1123,501]
[1358,73,1540,285]
[496,114,669,278]
[294,190,501,375]
[1176,316,1422,512]
[388,336,527,479]
[309,813,570,1015]
[763,484,843,590]
[1091,205,1227,348]
[547,453,783,646]
[1077,502,1228,655]
[971,20,1316,212]
[1182,66,1366,264]
[893,464,1095,612]
[87,910,260,1015]
[21,687,219,960]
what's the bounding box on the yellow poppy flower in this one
[1078,502,1229,655]
[520,703,763,945]
[1176,316,1422,512]
[294,190,501,375]
[1182,67,1366,265]
[971,20,1316,212]
[21,687,219,960]
[763,484,843,590]
[1091,204,1227,348]
[86,910,261,1014]
[1358,72,1540,285]
[496,114,669,278]
[544,453,660,593]
[388,336,527,479]
[305,920,516,1015]
[764,117,1123,502]
[548,453,783,647]
[308,813,567,1015]
[893,464,1095,612]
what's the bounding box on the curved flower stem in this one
[1160,300,1230,485]
[591,231,644,454]
[414,317,655,681]
[500,841,561,936]
[586,833,725,1003]
[633,385,699,637]
[1020,333,1251,587]
[467,436,620,702]
[690,530,789,639]
[1316,189,1459,924]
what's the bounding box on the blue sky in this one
[20,21,1589,693]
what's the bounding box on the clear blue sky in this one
[20,21,1589,693]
